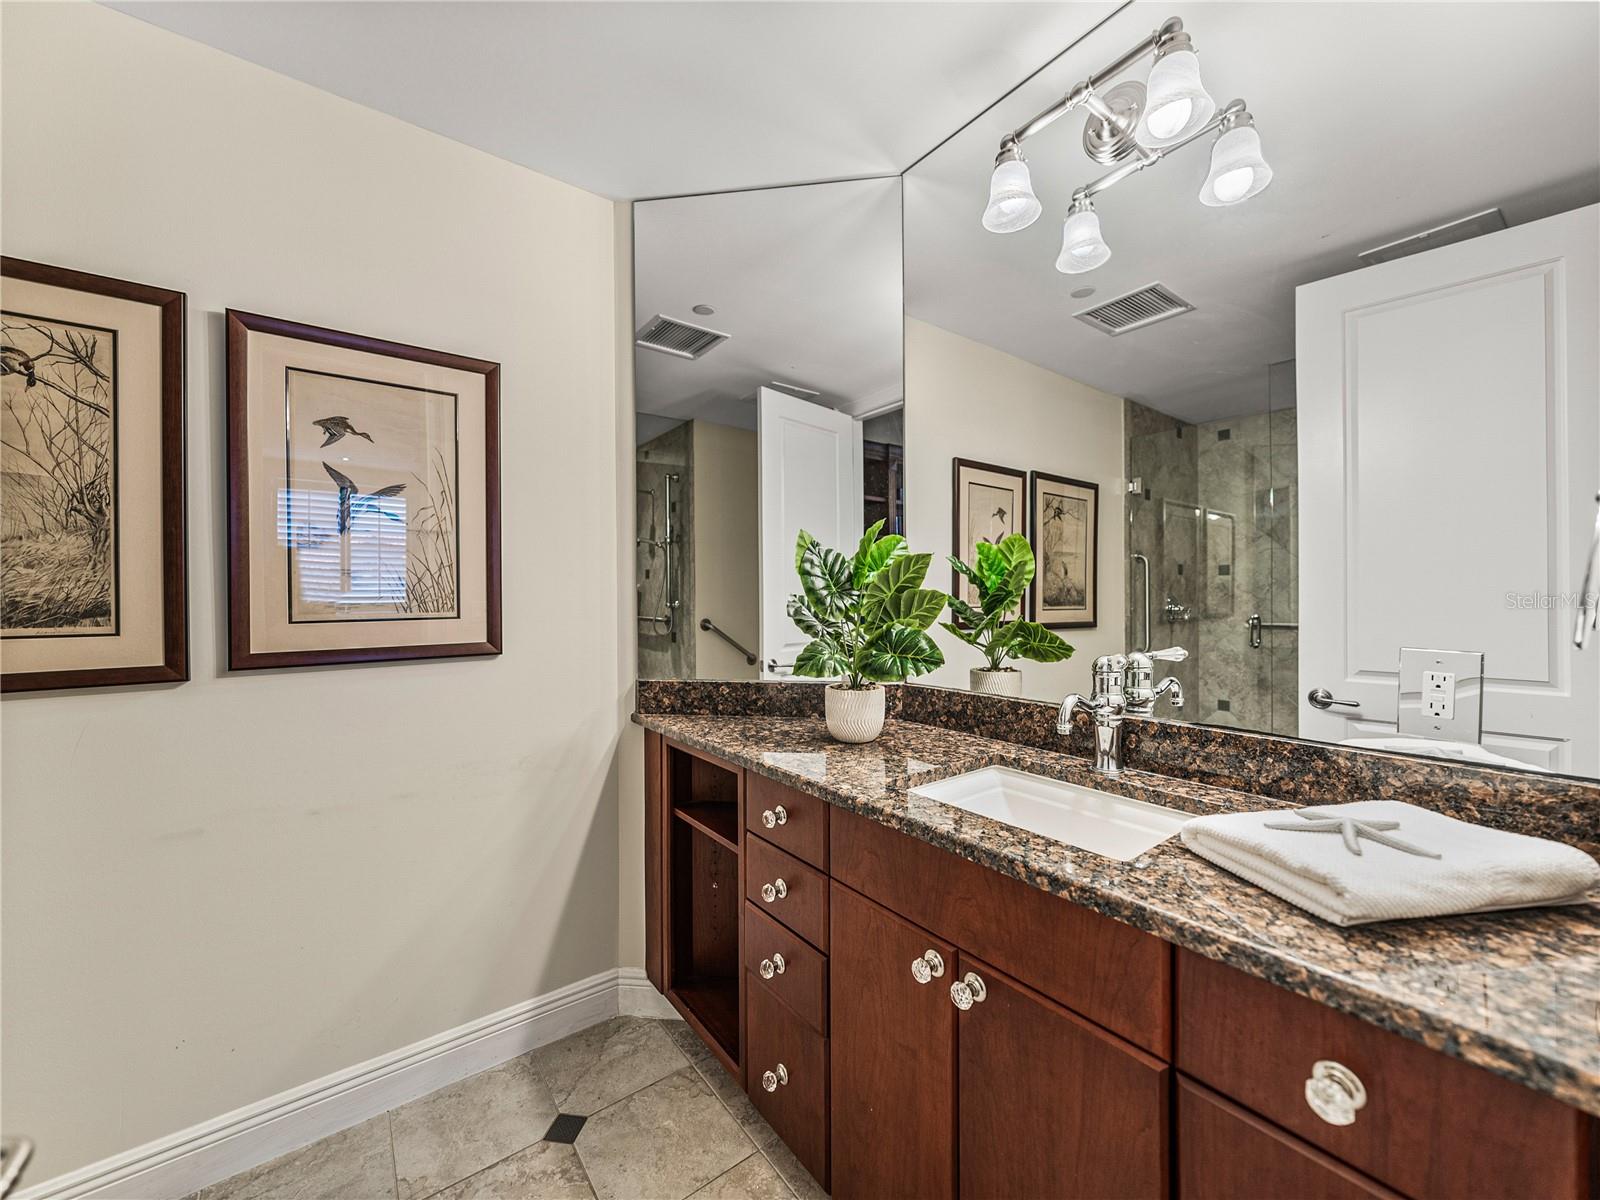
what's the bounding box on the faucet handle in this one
[1147,646,1189,663]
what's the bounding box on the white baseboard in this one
[19,967,675,1200]
[617,967,679,1020]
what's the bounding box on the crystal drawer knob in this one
[910,949,945,985]
[761,1063,789,1092]
[1305,1060,1367,1126]
[950,971,987,1011]
[759,953,786,980]
[761,806,788,829]
[760,879,788,903]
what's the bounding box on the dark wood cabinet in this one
[1177,949,1594,1200]
[957,953,1168,1200]
[645,737,1597,1200]
[829,881,956,1200]
[1178,1077,1401,1200]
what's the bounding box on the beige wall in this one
[1,3,628,1180]
[905,318,1127,701]
[691,422,759,681]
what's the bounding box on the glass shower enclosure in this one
[1124,364,1298,736]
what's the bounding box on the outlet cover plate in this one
[1398,647,1483,743]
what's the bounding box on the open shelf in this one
[671,976,740,1063]
[674,802,739,852]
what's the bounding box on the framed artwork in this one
[226,310,501,669]
[1,257,186,692]
[1030,470,1098,628]
[951,458,1026,609]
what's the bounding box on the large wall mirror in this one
[905,1,1599,777]
[634,1,1600,783]
[634,178,903,681]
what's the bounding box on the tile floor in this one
[184,1018,827,1200]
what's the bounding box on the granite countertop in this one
[635,711,1600,1117]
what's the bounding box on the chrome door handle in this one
[761,805,788,829]
[761,1064,789,1092]
[950,971,987,1010]
[759,953,787,979]
[910,949,946,984]
[1305,1060,1367,1126]
[1575,492,1600,648]
[1307,687,1359,710]
[760,878,788,903]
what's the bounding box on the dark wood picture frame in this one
[226,310,501,670]
[1029,470,1099,629]
[950,457,1027,609]
[1,257,187,692]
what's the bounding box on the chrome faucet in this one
[1057,647,1188,775]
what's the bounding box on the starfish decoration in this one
[1261,807,1441,859]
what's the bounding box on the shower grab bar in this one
[700,618,758,666]
[1130,553,1151,652]
[1247,612,1298,649]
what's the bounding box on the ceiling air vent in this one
[1073,283,1193,336]
[635,314,729,360]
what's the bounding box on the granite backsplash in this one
[637,679,1600,855]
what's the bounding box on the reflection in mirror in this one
[634,178,903,681]
[905,3,1600,777]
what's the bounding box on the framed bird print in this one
[2,257,187,692]
[1029,470,1098,628]
[226,310,501,669]
[950,458,1026,610]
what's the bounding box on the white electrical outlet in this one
[1423,670,1456,720]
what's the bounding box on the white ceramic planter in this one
[970,667,1023,697]
[826,683,886,743]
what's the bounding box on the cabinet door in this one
[958,953,1169,1200]
[1178,1077,1400,1200]
[829,882,956,1200]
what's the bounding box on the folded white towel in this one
[1180,800,1600,926]
[1339,735,1549,773]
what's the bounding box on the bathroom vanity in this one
[638,689,1599,1200]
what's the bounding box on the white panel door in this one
[758,386,863,677]
[1298,205,1599,773]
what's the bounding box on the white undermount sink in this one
[910,767,1193,862]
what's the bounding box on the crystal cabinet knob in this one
[761,1064,789,1092]
[759,953,787,980]
[1305,1060,1367,1126]
[760,879,788,904]
[950,972,988,1011]
[761,806,788,829]
[910,949,946,985]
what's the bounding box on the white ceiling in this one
[110,0,1119,200]
[633,178,902,434]
[905,1,1600,423]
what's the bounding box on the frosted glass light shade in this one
[1135,49,1216,146]
[1199,124,1273,206]
[1055,207,1111,274]
[982,158,1042,232]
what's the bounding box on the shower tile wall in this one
[638,423,694,679]
[1125,395,1298,736]
[1125,401,1199,706]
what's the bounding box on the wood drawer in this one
[1178,1076,1399,1200]
[747,972,829,1188]
[746,772,829,870]
[829,807,1170,1056]
[744,902,827,1033]
[1177,949,1593,1199]
[746,834,828,951]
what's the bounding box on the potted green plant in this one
[945,533,1073,696]
[788,521,946,742]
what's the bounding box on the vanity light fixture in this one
[980,15,1271,275]
[1056,198,1112,273]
